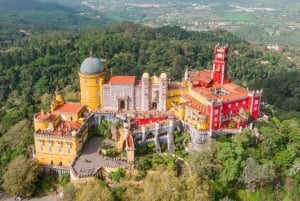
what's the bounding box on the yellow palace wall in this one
[34,120,50,131]
[188,88,208,105]
[34,115,61,131]
[34,133,87,167]
[184,106,209,130]
[79,72,106,110]
[166,87,188,109]
[54,108,86,122]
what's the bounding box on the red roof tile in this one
[169,82,185,89]
[54,103,84,113]
[37,120,82,136]
[109,76,136,84]
[34,112,59,122]
[52,121,81,136]
[34,112,50,121]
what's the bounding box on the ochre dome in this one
[160,72,167,79]
[142,72,150,79]
[80,56,104,75]
[151,75,159,84]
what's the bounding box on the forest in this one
[0,21,299,201]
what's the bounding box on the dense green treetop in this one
[2,155,41,197]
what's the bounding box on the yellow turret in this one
[51,86,65,111]
[78,54,106,110]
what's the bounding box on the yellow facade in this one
[184,107,208,130]
[188,88,208,105]
[34,126,88,167]
[34,89,89,168]
[55,109,85,122]
[167,87,188,109]
[168,80,209,130]
[33,117,50,131]
[170,102,185,120]
[79,72,106,110]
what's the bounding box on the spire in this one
[54,86,65,106]
[55,85,60,94]
[184,67,188,81]
[89,51,94,57]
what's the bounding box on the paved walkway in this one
[72,137,128,177]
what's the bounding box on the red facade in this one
[189,44,263,131]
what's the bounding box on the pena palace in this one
[32,44,263,177]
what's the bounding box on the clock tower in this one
[212,44,229,85]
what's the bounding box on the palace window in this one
[254,100,259,105]
[96,79,99,84]
[49,147,52,152]
[38,139,44,146]
[68,149,71,154]
[58,148,62,153]
[243,100,246,105]
[228,104,231,108]
[47,140,52,147]
[57,141,62,148]
[84,79,87,84]
[254,107,257,111]
[236,102,239,106]
[40,147,43,151]
[66,142,72,149]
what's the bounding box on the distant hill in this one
[48,0,300,47]
[0,0,72,11]
[0,0,113,31]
